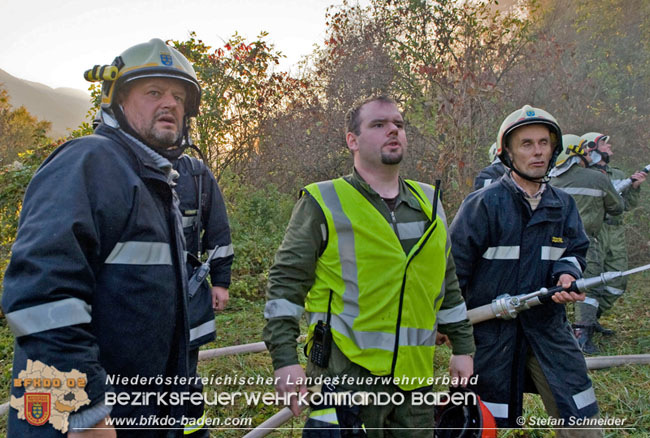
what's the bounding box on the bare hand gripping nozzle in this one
[467,263,650,324]
[613,163,650,194]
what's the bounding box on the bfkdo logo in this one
[25,393,51,426]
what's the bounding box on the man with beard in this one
[450,105,602,437]
[263,95,475,436]
[2,39,199,437]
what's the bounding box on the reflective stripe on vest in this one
[308,408,339,425]
[303,178,447,390]
[183,412,206,434]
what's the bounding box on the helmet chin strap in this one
[503,154,551,184]
[600,151,610,164]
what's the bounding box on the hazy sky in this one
[1,0,346,93]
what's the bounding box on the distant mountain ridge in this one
[0,68,92,139]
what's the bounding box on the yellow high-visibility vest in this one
[304,178,448,390]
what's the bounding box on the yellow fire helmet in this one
[496,104,563,173]
[555,134,587,167]
[85,38,201,117]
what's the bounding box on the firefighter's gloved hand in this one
[274,364,308,416]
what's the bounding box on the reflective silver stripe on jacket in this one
[573,386,597,410]
[605,286,624,296]
[309,312,393,350]
[396,221,426,240]
[308,312,438,349]
[190,319,216,342]
[560,187,605,197]
[399,326,437,347]
[317,181,361,335]
[482,246,520,260]
[182,215,198,228]
[482,401,509,419]
[483,179,493,188]
[207,244,234,259]
[183,413,207,434]
[437,302,468,324]
[559,256,581,271]
[6,298,92,337]
[583,297,599,308]
[541,246,566,261]
[264,299,305,320]
[309,408,339,425]
[105,241,172,265]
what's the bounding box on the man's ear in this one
[346,131,358,154]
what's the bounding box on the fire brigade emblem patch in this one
[25,393,51,426]
[160,53,173,66]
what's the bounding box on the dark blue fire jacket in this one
[173,155,233,349]
[2,123,190,437]
[472,160,507,191]
[450,175,598,427]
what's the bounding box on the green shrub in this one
[220,171,295,301]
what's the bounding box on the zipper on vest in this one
[390,221,438,376]
[390,210,400,239]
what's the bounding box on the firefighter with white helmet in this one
[451,105,604,436]
[549,135,624,354]
[581,131,646,341]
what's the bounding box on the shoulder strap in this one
[182,155,205,255]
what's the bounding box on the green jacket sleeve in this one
[437,253,476,356]
[599,172,624,217]
[262,193,325,370]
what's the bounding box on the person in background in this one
[549,134,623,354]
[583,132,647,338]
[172,149,233,437]
[473,142,507,191]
